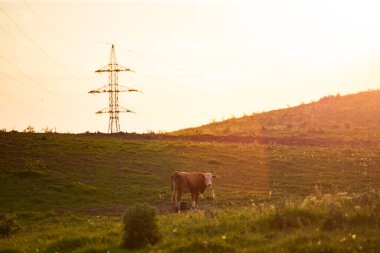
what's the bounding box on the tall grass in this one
[0,190,379,252]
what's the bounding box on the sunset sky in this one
[1,0,380,133]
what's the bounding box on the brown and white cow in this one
[171,171,216,212]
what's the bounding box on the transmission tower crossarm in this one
[118,105,135,114]
[95,107,110,114]
[118,85,140,92]
[95,106,135,114]
[95,64,134,73]
[89,85,108,94]
[89,85,140,94]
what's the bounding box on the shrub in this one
[322,202,345,230]
[121,203,160,249]
[0,213,20,237]
[353,191,380,209]
[268,208,319,230]
[44,236,97,253]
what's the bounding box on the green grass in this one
[1,132,379,212]
[1,195,379,252]
[0,132,380,252]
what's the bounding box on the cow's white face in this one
[204,173,215,188]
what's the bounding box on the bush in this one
[121,203,160,249]
[268,208,319,230]
[43,236,103,253]
[0,213,20,237]
[322,202,345,230]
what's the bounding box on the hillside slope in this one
[174,90,380,138]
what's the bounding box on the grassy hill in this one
[1,132,380,252]
[174,90,380,138]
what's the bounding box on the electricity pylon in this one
[89,44,139,133]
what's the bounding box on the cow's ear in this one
[212,175,217,179]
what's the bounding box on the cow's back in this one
[171,171,206,194]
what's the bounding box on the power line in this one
[0,71,42,92]
[116,45,247,115]
[0,53,62,98]
[0,5,85,83]
[0,20,60,65]
[0,53,93,113]
[0,91,70,117]
[22,0,97,64]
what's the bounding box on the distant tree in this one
[42,127,53,133]
[146,129,155,134]
[23,125,35,133]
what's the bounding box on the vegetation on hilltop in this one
[174,90,380,137]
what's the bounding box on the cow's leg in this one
[190,193,195,209]
[176,190,182,212]
[171,181,177,210]
[191,193,200,210]
[193,193,200,210]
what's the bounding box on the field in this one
[1,132,380,252]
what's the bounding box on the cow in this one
[171,171,216,212]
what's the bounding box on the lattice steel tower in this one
[89,45,139,133]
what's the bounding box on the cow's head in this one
[204,172,216,188]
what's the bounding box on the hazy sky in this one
[1,0,380,133]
